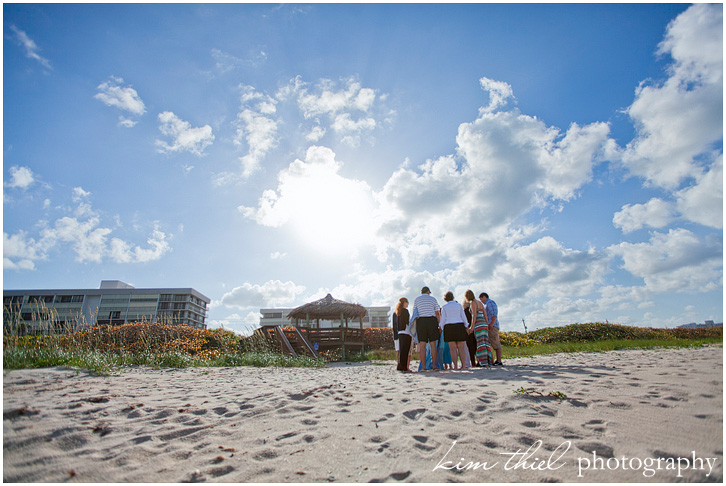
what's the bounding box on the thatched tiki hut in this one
[288,294,366,359]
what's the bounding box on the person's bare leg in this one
[418,342,427,370]
[430,344,438,369]
[448,342,458,369]
[457,342,468,369]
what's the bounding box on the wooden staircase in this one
[258,325,318,358]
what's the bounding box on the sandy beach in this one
[3,346,722,483]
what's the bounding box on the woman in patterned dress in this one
[465,289,492,367]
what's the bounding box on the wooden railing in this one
[259,325,363,360]
[259,325,318,358]
[295,327,364,347]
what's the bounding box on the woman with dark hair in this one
[440,291,469,370]
[465,289,492,367]
[393,297,412,372]
[463,300,477,367]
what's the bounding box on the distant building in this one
[677,321,723,329]
[3,280,210,334]
[260,305,390,329]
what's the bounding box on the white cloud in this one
[3,187,172,269]
[675,154,723,229]
[375,92,612,265]
[277,76,383,146]
[3,231,47,271]
[608,228,722,294]
[118,117,138,128]
[613,4,723,236]
[211,48,267,73]
[10,25,51,70]
[489,237,610,301]
[207,311,261,335]
[72,186,91,202]
[211,48,244,74]
[331,113,376,147]
[94,76,146,121]
[108,225,171,264]
[155,111,215,155]
[223,85,280,180]
[41,216,112,263]
[613,198,677,233]
[478,76,515,113]
[289,77,377,118]
[5,166,35,190]
[621,3,722,190]
[306,125,326,142]
[217,280,307,309]
[270,251,287,260]
[235,109,278,178]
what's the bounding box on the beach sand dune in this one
[3,346,722,482]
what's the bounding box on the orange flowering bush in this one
[363,327,395,350]
[499,331,539,347]
[21,322,245,361]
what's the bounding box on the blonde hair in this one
[395,297,409,317]
[464,289,476,302]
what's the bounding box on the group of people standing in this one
[392,286,503,372]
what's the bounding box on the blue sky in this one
[3,3,723,333]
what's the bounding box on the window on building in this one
[58,295,84,303]
[28,295,54,303]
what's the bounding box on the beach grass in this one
[348,336,722,363]
[3,346,325,375]
[501,337,722,358]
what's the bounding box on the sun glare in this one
[288,168,376,256]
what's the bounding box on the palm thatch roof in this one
[287,294,367,321]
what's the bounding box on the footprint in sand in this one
[580,419,607,433]
[606,401,631,409]
[483,439,499,449]
[370,470,412,482]
[551,426,582,440]
[253,449,280,461]
[664,394,688,402]
[206,465,234,478]
[516,434,539,447]
[403,408,426,420]
[275,431,299,441]
[576,441,614,458]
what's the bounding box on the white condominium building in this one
[3,280,210,333]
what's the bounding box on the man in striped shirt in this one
[413,286,441,371]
